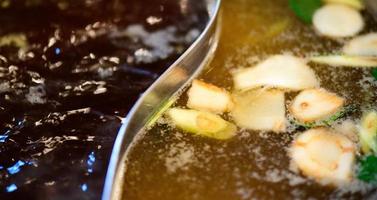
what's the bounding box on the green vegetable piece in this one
[289,0,322,23]
[322,105,356,126]
[357,155,377,184]
[167,108,237,140]
[371,68,377,80]
[292,105,355,129]
[359,111,377,154]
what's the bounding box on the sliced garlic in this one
[313,4,364,38]
[310,55,377,67]
[231,89,286,133]
[343,33,377,57]
[233,55,319,92]
[333,119,358,143]
[290,89,344,123]
[187,80,233,114]
[289,128,355,186]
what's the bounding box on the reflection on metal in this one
[101,0,222,199]
[87,151,96,173]
[81,183,88,192]
[0,134,8,142]
[6,183,17,193]
[7,160,27,175]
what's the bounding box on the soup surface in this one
[0,0,207,199]
[123,0,377,199]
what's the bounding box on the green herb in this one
[292,120,316,129]
[371,68,377,80]
[292,105,356,129]
[323,105,356,125]
[289,0,322,23]
[357,155,377,184]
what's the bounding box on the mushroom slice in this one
[231,89,286,133]
[313,4,364,38]
[343,33,377,56]
[310,55,377,67]
[323,0,364,10]
[290,89,344,123]
[167,108,237,140]
[187,80,233,113]
[289,128,355,185]
[233,55,319,92]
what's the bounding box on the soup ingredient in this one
[372,68,377,80]
[233,55,319,91]
[289,0,322,23]
[293,105,356,129]
[310,55,377,67]
[357,155,377,184]
[320,105,356,126]
[313,4,364,38]
[323,0,364,10]
[358,111,377,154]
[290,89,344,123]
[147,97,178,127]
[333,119,358,143]
[231,89,286,133]
[289,128,355,186]
[187,80,233,114]
[343,33,377,56]
[167,108,237,140]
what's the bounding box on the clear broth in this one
[123,0,377,199]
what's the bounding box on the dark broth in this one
[123,0,377,199]
[0,0,208,199]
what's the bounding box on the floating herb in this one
[357,155,377,184]
[371,68,377,80]
[289,0,322,23]
[292,105,356,129]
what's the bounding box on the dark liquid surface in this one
[0,0,208,199]
[123,0,377,199]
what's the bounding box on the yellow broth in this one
[122,0,377,199]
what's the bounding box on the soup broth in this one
[122,0,377,199]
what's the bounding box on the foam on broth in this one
[122,0,377,199]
